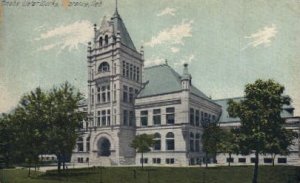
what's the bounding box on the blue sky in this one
[0,0,299,115]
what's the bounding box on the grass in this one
[0,166,300,183]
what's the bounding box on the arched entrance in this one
[98,137,111,156]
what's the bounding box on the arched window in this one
[98,138,111,156]
[86,136,90,152]
[190,132,194,152]
[77,137,83,152]
[98,62,110,72]
[166,132,175,150]
[105,35,109,45]
[153,133,161,151]
[99,37,103,47]
[195,133,200,152]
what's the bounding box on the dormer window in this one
[98,62,110,72]
[99,37,103,47]
[105,35,109,45]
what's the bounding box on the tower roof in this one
[137,64,210,99]
[110,11,136,50]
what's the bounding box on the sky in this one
[0,0,299,115]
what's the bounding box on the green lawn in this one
[0,166,300,183]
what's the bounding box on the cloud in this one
[174,54,195,67]
[35,20,94,52]
[157,7,177,17]
[170,47,180,53]
[242,24,277,50]
[145,20,193,47]
[144,57,166,67]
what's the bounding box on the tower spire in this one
[115,0,118,14]
[113,0,120,17]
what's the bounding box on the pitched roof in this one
[137,64,210,99]
[214,97,295,123]
[111,11,136,51]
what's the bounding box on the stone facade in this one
[71,9,300,166]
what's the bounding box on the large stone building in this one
[71,8,300,166]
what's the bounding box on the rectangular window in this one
[226,158,234,163]
[113,84,116,102]
[190,108,195,125]
[129,64,133,80]
[140,158,148,164]
[101,86,106,103]
[122,61,126,76]
[195,110,200,126]
[153,109,161,125]
[77,143,83,152]
[166,139,174,150]
[140,110,148,126]
[212,115,216,122]
[201,111,204,122]
[195,138,200,152]
[101,110,106,126]
[190,138,194,152]
[166,158,175,164]
[238,158,246,163]
[113,109,117,125]
[153,158,161,164]
[137,67,140,82]
[129,87,134,103]
[166,107,175,124]
[107,85,110,102]
[97,111,101,126]
[107,110,110,126]
[277,158,287,164]
[123,110,128,125]
[126,63,129,77]
[97,87,101,103]
[190,158,195,165]
[133,66,136,80]
[264,158,272,163]
[153,139,161,150]
[97,93,100,103]
[129,111,135,126]
[91,89,94,105]
[123,85,128,103]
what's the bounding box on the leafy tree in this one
[265,128,296,166]
[46,82,85,173]
[15,87,49,176]
[131,134,154,168]
[0,114,18,168]
[201,122,222,167]
[218,129,239,166]
[227,79,295,183]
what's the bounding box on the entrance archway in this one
[98,137,111,156]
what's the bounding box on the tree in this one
[218,129,239,167]
[46,82,85,173]
[227,79,295,183]
[0,114,18,168]
[0,82,84,174]
[265,128,296,166]
[15,87,49,176]
[131,134,154,168]
[201,122,222,167]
